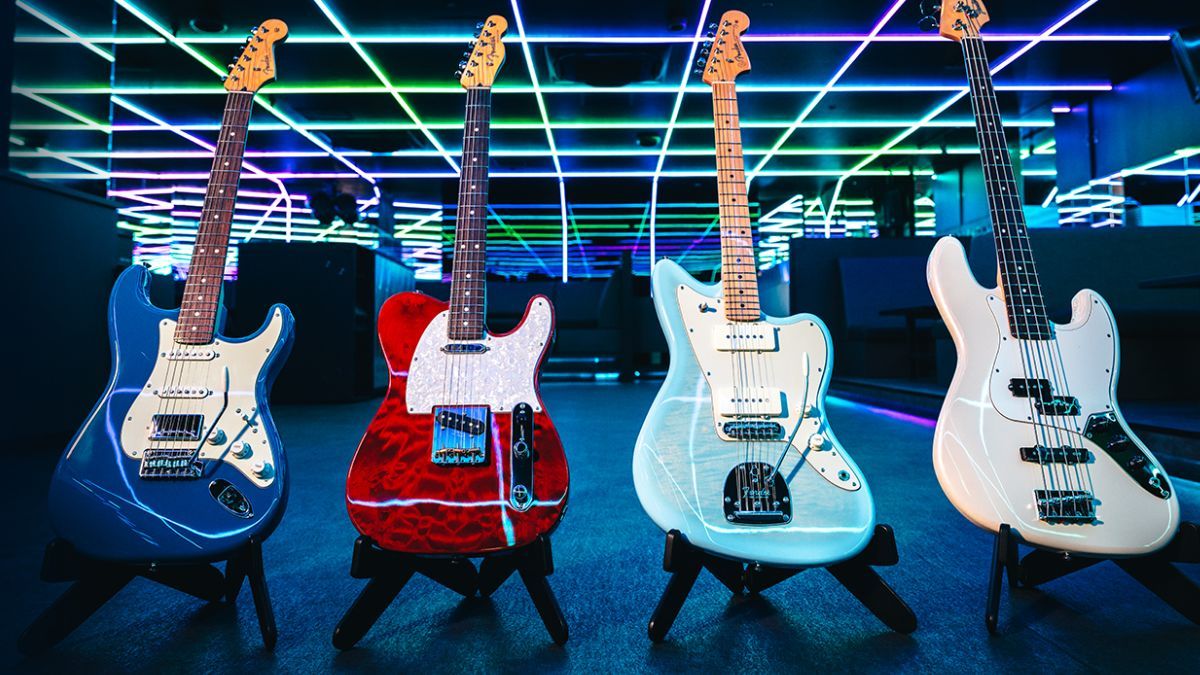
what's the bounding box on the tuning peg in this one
[706,31,715,38]
[459,60,468,69]
[920,0,942,15]
[249,26,258,33]
[708,22,717,29]
[476,21,485,29]
[454,69,463,78]
[695,58,706,66]
[693,68,702,75]
[918,15,940,32]
[702,40,712,49]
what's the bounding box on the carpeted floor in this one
[5,382,1199,673]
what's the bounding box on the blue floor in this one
[5,382,1199,673]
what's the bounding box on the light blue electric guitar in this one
[47,21,294,563]
[632,11,873,567]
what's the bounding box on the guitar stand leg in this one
[827,525,917,634]
[18,537,273,655]
[515,536,568,645]
[333,535,567,649]
[986,524,1019,634]
[17,564,134,655]
[648,531,703,643]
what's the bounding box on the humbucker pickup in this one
[1020,445,1090,465]
[140,448,203,479]
[715,386,784,417]
[712,324,778,352]
[150,414,204,441]
[1008,378,1080,416]
[1034,489,1096,523]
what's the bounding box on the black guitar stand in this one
[647,524,917,641]
[985,521,1200,633]
[332,534,568,649]
[18,536,277,655]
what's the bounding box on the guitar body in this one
[47,265,294,563]
[928,236,1179,556]
[346,291,568,555]
[633,259,874,567]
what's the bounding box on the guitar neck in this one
[960,36,1052,340]
[448,86,493,341]
[175,90,256,345]
[711,81,760,322]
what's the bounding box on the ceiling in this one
[9,0,1199,278]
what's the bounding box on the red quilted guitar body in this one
[345,291,569,555]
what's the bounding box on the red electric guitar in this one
[345,15,568,554]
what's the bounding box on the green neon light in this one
[13,90,110,132]
[15,1,114,61]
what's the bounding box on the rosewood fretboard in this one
[447,86,493,341]
[960,36,1052,340]
[710,80,760,322]
[175,90,255,345]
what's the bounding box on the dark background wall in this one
[2,174,123,450]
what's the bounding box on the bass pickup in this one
[1020,445,1090,465]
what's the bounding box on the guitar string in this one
[958,30,1060,513]
[150,90,250,475]
[966,21,1092,513]
[964,21,1086,517]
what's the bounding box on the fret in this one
[710,80,761,319]
[175,91,254,345]
[447,86,494,341]
[959,36,1052,341]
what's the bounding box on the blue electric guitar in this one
[632,11,874,567]
[47,20,294,563]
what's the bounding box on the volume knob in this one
[808,433,826,450]
[207,429,227,445]
[252,460,274,479]
[232,441,253,459]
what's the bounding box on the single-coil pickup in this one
[150,414,204,441]
[154,386,212,399]
[1034,490,1096,523]
[165,348,216,361]
[712,324,778,352]
[715,386,784,417]
[435,409,487,435]
[1019,445,1091,464]
[441,342,489,354]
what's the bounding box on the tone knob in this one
[207,429,227,445]
[252,460,274,479]
[808,433,826,450]
[232,441,253,459]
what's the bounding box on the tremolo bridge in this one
[431,406,489,465]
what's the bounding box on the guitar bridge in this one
[140,448,203,479]
[1034,490,1096,523]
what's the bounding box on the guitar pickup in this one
[1020,445,1090,465]
[150,414,204,441]
[431,406,488,466]
[715,386,784,417]
[712,324,777,352]
[510,402,535,510]
[1008,378,1079,416]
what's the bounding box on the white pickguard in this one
[676,284,860,490]
[406,297,552,413]
[928,236,1179,556]
[633,260,875,568]
[119,309,287,488]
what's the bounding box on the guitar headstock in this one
[458,15,508,88]
[224,19,288,92]
[919,0,990,41]
[697,10,751,85]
